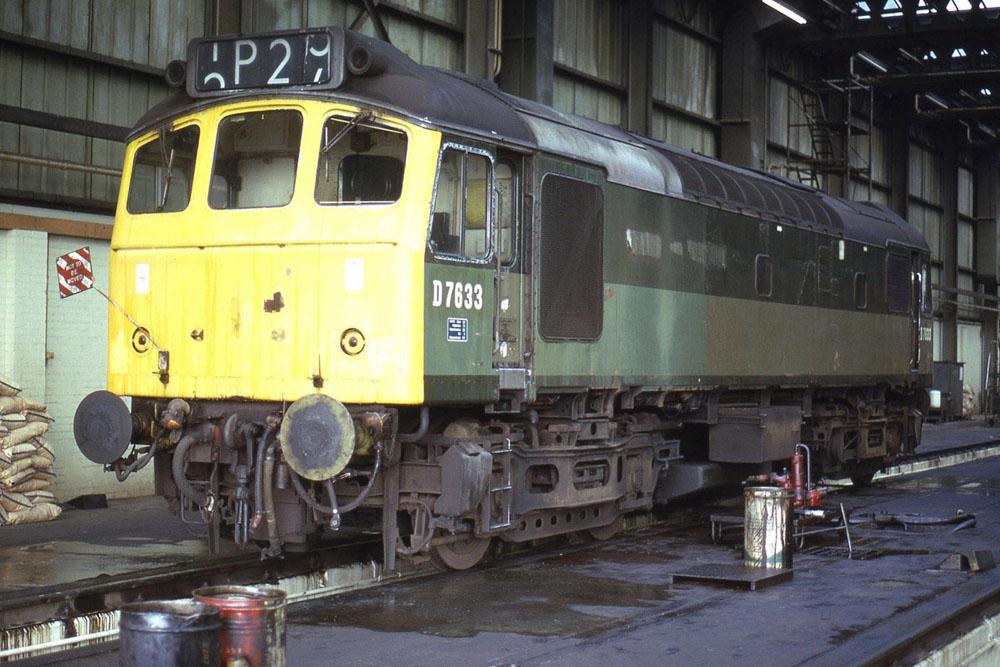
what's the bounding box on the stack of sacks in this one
[0,376,60,525]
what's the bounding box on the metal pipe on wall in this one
[0,151,121,177]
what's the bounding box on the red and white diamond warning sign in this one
[56,246,94,298]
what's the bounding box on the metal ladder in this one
[488,438,513,530]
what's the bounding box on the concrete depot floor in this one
[6,419,1000,666]
[283,456,1000,666]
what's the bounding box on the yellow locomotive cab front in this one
[106,99,439,405]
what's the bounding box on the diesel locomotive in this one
[73,27,931,569]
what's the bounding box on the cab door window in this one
[496,161,516,265]
[429,146,492,261]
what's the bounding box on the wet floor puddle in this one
[293,560,674,638]
[892,474,1000,496]
[0,539,240,592]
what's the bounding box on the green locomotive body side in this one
[422,152,929,403]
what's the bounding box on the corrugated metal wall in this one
[765,55,828,189]
[1,1,204,209]
[649,2,718,155]
[767,76,816,168]
[908,143,944,262]
[957,165,977,319]
[0,1,465,213]
[849,124,890,205]
[239,0,464,71]
[551,0,719,154]
[552,0,626,126]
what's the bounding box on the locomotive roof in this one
[135,28,927,254]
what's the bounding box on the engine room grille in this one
[539,174,604,340]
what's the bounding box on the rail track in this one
[4,437,1000,663]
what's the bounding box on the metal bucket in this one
[192,585,286,667]
[744,486,793,569]
[119,600,220,667]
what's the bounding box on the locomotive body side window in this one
[127,125,200,214]
[429,146,493,261]
[315,114,408,205]
[855,272,867,309]
[209,110,303,210]
[755,254,773,298]
[539,174,603,340]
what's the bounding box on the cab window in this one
[209,110,303,210]
[126,125,199,214]
[315,114,407,205]
[429,146,492,261]
[921,260,933,315]
[496,161,516,264]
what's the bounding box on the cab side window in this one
[429,147,492,261]
[314,115,407,205]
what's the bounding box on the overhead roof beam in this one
[872,68,1000,92]
[917,105,1000,121]
[774,2,1000,53]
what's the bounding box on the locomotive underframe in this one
[133,380,923,567]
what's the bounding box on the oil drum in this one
[743,486,793,569]
[118,600,220,667]
[192,585,286,667]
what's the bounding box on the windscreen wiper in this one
[320,110,375,155]
[156,127,176,212]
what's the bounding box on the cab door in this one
[492,154,527,369]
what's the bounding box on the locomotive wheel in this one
[432,536,492,570]
[431,419,492,570]
[588,515,623,541]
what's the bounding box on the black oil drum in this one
[119,600,220,667]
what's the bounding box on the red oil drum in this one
[192,585,286,667]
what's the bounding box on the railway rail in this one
[875,438,1000,481]
[3,437,1000,664]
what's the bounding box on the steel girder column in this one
[942,140,959,363]
[211,0,241,35]
[499,0,554,105]
[719,6,773,169]
[465,0,492,80]
[890,118,909,219]
[975,154,1000,388]
[626,0,651,135]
